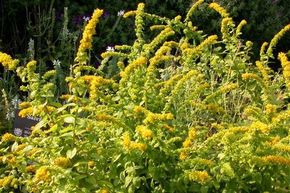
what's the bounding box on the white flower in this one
[117,10,125,17]
[106,46,115,52]
[83,16,90,22]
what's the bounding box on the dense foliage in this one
[0,1,290,192]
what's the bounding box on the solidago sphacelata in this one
[1,2,290,193]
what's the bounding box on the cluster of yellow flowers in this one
[267,24,290,56]
[75,9,103,64]
[183,35,218,56]
[34,166,50,183]
[0,52,19,70]
[185,0,204,22]
[136,125,153,139]
[262,155,290,166]
[1,133,16,142]
[122,132,147,151]
[120,57,147,80]
[53,157,71,168]
[278,52,290,88]
[250,121,270,133]
[209,3,229,18]
[0,176,17,188]
[180,128,196,160]
[188,171,211,184]
[144,112,174,124]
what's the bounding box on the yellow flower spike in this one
[267,24,290,57]
[26,60,37,70]
[150,25,166,31]
[220,83,238,93]
[184,35,218,55]
[123,10,136,18]
[75,9,103,64]
[188,171,211,184]
[262,155,290,166]
[130,142,147,151]
[255,61,270,86]
[122,132,131,150]
[188,128,196,140]
[53,157,71,168]
[19,107,34,118]
[19,101,31,109]
[26,165,36,173]
[260,42,268,56]
[0,176,13,188]
[221,17,234,39]
[179,150,189,160]
[185,0,204,22]
[162,124,175,132]
[120,56,147,79]
[264,104,277,114]
[136,125,153,139]
[1,133,16,142]
[278,52,290,89]
[99,188,110,193]
[242,73,263,82]
[0,52,19,70]
[236,20,247,36]
[250,121,270,133]
[209,3,229,18]
[182,138,192,148]
[272,144,290,153]
[34,166,50,183]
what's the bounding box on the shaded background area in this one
[0,0,289,62]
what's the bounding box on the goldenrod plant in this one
[0,2,290,192]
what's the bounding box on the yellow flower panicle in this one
[250,121,270,133]
[209,3,229,18]
[162,124,175,132]
[100,188,110,193]
[75,9,103,64]
[183,138,192,148]
[236,20,247,36]
[0,176,13,188]
[120,56,147,79]
[136,125,153,139]
[122,132,131,149]
[264,104,277,114]
[242,73,262,82]
[122,132,147,152]
[272,110,290,124]
[179,150,189,160]
[123,10,136,18]
[82,76,114,99]
[255,61,270,86]
[260,42,268,57]
[19,107,33,118]
[262,155,290,166]
[144,112,174,124]
[19,101,31,109]
[34,166,50,183]
[278,52,290,88]
[267,24,290,56]
[185,0,204,22]
[188,171,211,184]
[0,52,19,70]
[272,144,290,153]
[184,35,218,55]
[26,165,36,173]
[221,17,233,39]
[53,157,71,168]
[1,133,16,142]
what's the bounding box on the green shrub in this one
[0,1,290,192]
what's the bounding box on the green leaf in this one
[67,148,77,159]
[63,116,75,124]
